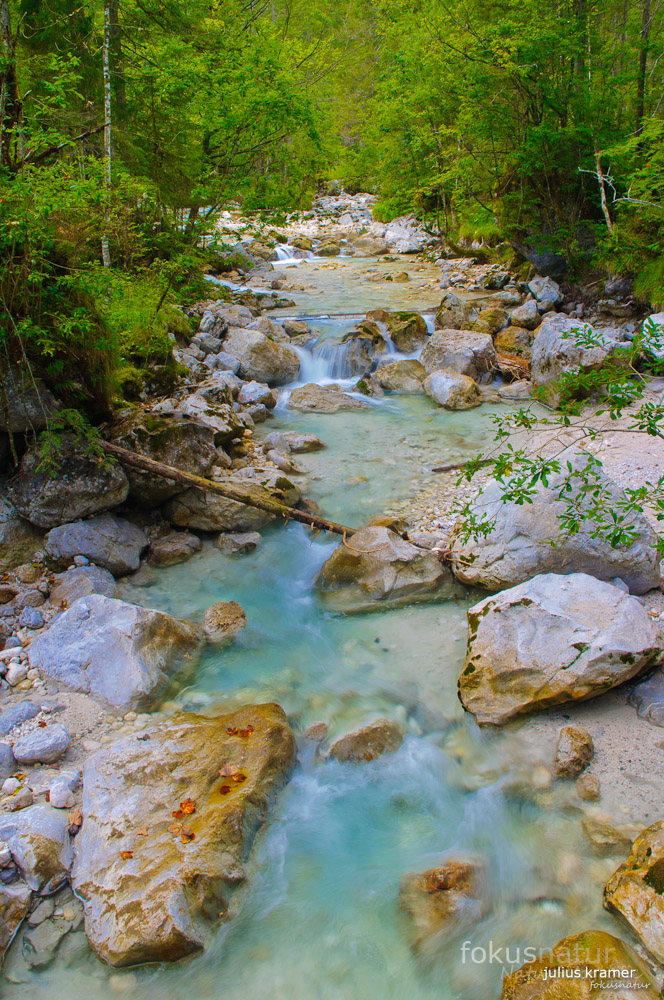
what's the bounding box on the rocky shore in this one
[2,191,664,996]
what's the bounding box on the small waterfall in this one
[275,244,313,262]
[310,338,375,379]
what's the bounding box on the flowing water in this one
[9,259,621,1000]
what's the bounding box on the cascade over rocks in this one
[26,594,203,710]
[7,436,129,529]
[604,821,664,963]
[421,330,496,379]
[109,412,218,507]
[459,573,664,725]
[450,462,661,594]
[222,328,300,385]
[45,513,148,576]
[71,704,296,966]
[317,525,455,613]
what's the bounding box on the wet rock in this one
[317,526,455,613]
[213,531,261,555]
[13,724,70,765]
[148,532,202,568]
[109,413,218,507]
[287,383,367,413]
[45,513,148,576]
[329,719,402,763]
[23,915,69,968]
[495,326,534,356]
[510,298,540,330]
[72,704,295,966]
[201,601,247,645]
[471,307,508,335]
[577,773,601,801]
[49,565,117,605]
[374,360,427,393]
[451,461,661,594]
[304,721,328,742]
[0,702,40,736]
[237,381,278,409]
[434,291,474,330]
[283,319,312,338]
[424,370,481,410]
[460,573,664,725]
[222,329,300,386]
[604,821,664,963]
[27,594,203,710]
[164,468,300,533]
[0,493,42,573]
[527,275,563,313]
[0,805,73,893]
[27,897,54,927]
[399,859,487,953]
[553,726,594,779]
[384,312,428,351]
[531,315,628,407]
[421,330,496,380]
[583,816,637,856]
[628,669,664,726]
[0,743,15,781]
[7,437,129,529]
[262,431,324,454]
[501,930,659,999]
[0,883,32,962]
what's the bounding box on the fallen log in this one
[99,440,357,538]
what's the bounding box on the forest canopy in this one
[1,0,663,415]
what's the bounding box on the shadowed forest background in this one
[1,0,663,418]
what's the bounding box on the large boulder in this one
[459,573,664,725]
[528,274,563,313]
[423,370,481,410]
[0,805,73,894]
[604,821,664,963]
[6,437,129,529]
[385,312,428,352]
[45,513,148,576]
[287,383,367,412]
[0,368,60,433]
[109,412,218,507]
[0,492,42,572]
[26,594,203,710]
[223,329,300,385]
[450,463,661,594]
[495,326,534,356]
[421,330,495,380]
[434,291,474,330]
[531,315,627,406]
[316,526,455,613]
[501,930,659,999]
[72,704,296,966]
[399,858,487,954]
[374,360,426,393]
[163,468,300,533]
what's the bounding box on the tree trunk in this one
[0,0,20,169]
[108,0,126,113]
[594,142,613,234]
[101,1,112,268]
[635,0,652,137]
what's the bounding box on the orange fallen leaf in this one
[231,773,246,784]
[38,720,47,728]
[136,828,149,836]
[219,784,232,795]
[168,823,183,836]
[120,850,134,860]
[68,808,82,827]
[180,827,195,843]
[226,727,238,736]
[239,728,254,738]
[179,798,196,815]
[15,774,26,781]
[172,810,184,820]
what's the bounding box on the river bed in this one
[7,257,624,1000]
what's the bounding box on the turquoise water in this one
[7,274,621,1000]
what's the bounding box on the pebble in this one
[13,723,71,765]
[8,786,34,810]
[0,843,11,866]
[6,662,28,686]
[81,739,101,752]
[18,607,44,630]
[49,784,75,809]
[2,777,20,794]
[73,556,90,567]
[28,897,55,926]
